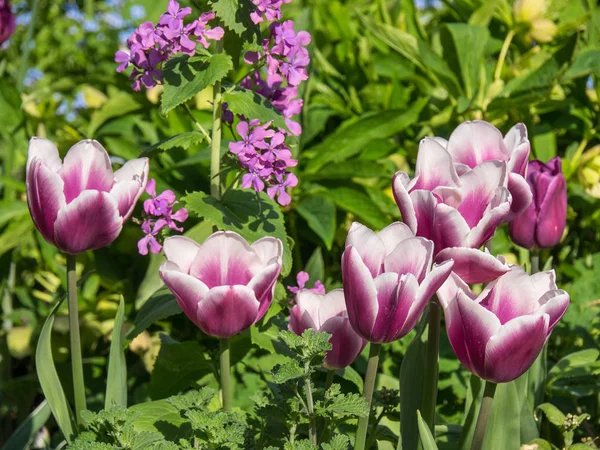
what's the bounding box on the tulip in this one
[289,289,366,370]
[341,222,454,344]
[437,266,569,383]
[26,138,149,254]
[159,231,282,338]
[509,157,567,249]
[0,0,15,45]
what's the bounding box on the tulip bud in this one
[26,138,149,254]
[513,0,545,24]
[509,157,567,249]
[289,289,366,369]
[0,0,15,45]
[529,18,557,43]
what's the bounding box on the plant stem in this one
[219,338,232,412]
[355,343,381,450]
[210,37,224,200]
[16,0,42,91]
[471,381,497,450]
[305,377,317,445]
[67,254,86,425]
[325,370,335,390]
[421,303,441,431]
[182,104,212,143]
[84,0,94,18]
[494,29,515,81]
[530,250,540,274]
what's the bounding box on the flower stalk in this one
[67,254,86,425]
[355,343,381,450]
[494,29,515,80]
[421,303,441,432]
[219,338,232,412]
[471,381,497,450]
[210,36,224,200]
[305,377,317,445]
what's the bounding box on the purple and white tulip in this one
[26,138,149,254]
[159,231,282,338]
[341,222,454,343]
[509,157,567,249]
[437,266,569,383]
[289,289,366,369]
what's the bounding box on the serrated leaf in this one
[106,297,127,409]
[321,392,369,418]
[183,189,292,276]
[140,131,206,158]
[127,288,182,341]
[129,400,188,440]
[296,196,336,250]
[161,53,233,114]
[272,360,305,383]
[223,87,288,130]
[321,435,350,450]
[209,0,258,36]
[535,403,566,427]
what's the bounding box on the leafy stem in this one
[219,338,232,412]
[421,302,441,431]
[305,377,317,445]
[355,343,381,450]
[494,29,515,81]
[210,36,225,200]
[471,381,497,450]
[182,103,212,144]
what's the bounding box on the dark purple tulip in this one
[0,0,15,45]
[509,157,567,249]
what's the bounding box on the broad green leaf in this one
[161,53,233,114]
[0,400,51,450]
[548,349,600,381]
[0,214,34,257]
[127,288,182,341]
[105,297,127,409]
[140,131,206,158]
[88,91,141,137]
[304,99,427,174]
[209,0,259,37]
[468,0,504,27]
[223,87,288,131]
[562,49,600,80]
[0,80,24,133]
[458,375,484,450]
[130,400,189,440]
[0,200,28,228]
[304,160,390,180]
[334,366,363,392]
[482,381,520,450]
[35,296,76,442]
[183,189,293,276]
[527,439,553,450]
[323,186,389,230]
[417,411,439,450]
[441,24,489,99]
[304,247,325,285]
[296,196,336,250]
[535,403,566,427]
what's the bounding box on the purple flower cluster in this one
[287,271,325,295]
[114,0,224,91]
[250,0,291,24]
[229,120,298,205]
[0,0,15,45]
[137,179,188,255]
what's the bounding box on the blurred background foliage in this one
[1,0,600,448]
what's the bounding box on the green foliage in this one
[315,384,368,419]
[223,87,289,130]
[106,297,127,409]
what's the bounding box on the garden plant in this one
[0,0,599,449]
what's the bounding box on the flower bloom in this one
[289,289,366,369]
[392,124,532,283]
[509,157,567,249]
[341,222,454,343]
[0,0,15,45]
[26,138,149,254]
[437,266,569,383]
[287,271,325,295]
[159,232,282,338]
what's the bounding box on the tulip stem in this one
[470,381,497,450]
[531,251,540,274]
[305,377,317,445]
[325,370,335,390]
[355,343,381,450]
[219,338,232,412]
[210,36,224,200]
[67,254,86,425]
[494,29,515,81]
[421,303,441,431]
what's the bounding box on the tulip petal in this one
[377,273,420,342]
[27,159,66,245]
[503,123,530,176]
[435,248,509,284]
[342,247,378,340]
[392,172,417,234]
[457,292,501,375]
[159,261,209,327]
[432,203,470,250]
[410,190,439,243]
[59,140,114,203]
[466,190,511,248]
[189,231,263,287]
[411,138,460,191]
[248,261,281,322]
[377,222,415,253]
[383,237,433,282]
[508,201,537,249]
[415,259,454,307]
[536,175,566,248]
[289,304,318,335]
[484,314,548,383]
[196,285,260,338]
[293,290,326,329]
[345,222,386,277]
[27,137,62,172]
[443,292,473,373]
[163,236,202,274]
[317,289,347,326]
[507,173,532,219]
[252,236,283,265]
[437,272,475,309]
[447,121,509,168]
[322,316,366,369]
[111,157,149,219]
[537,289,569,330]
[54,190,122,254]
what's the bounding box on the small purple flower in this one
[138,219,164,255]
[267,172,297,206]
[288,271,326,295]
[250,0,283,24]
[158,0,192,28]
[193,12,224,48]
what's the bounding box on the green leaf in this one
[321,435,350,450]
[320,391,369,418]
[304,99,427,174]
[562,49,600,80]
[35,296,76,442]
[468,0,504,27]
[127,288,181,341]
[105,297,127,409]
[535,403,566,427]
[88,91,141,137]
[183,189,293,276]
[417,410,438,450]
[0,80,23,133]
[548,349,600,382]
[140,131,206,158]
[209,0,258,36]
[161,53,233,114]
[304,160,390,180]
[130,400,188,440]
[0,400,51,450]
[323,186,389,230]
[482,381,521,450]
[441,24,489,99]
[458,375,484,450]
[304,247,325,285]
[223,87,288,131]
[0,200,28,228]
[272,360,305,383]
[296,196,336,250]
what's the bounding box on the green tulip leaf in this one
[105,296,127,409]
